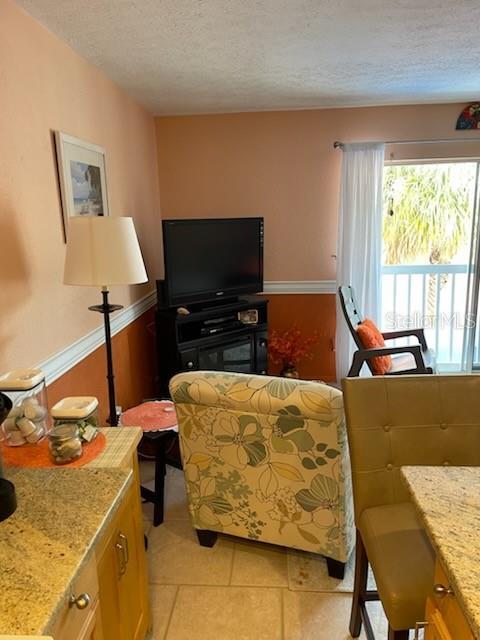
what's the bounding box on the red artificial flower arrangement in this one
[269,324,319,368]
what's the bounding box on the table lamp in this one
[64,216,148,426]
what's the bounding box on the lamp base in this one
[88,292,124,427]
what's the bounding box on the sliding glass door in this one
[381,161,479,371]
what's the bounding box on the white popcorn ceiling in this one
[17,0,480,115]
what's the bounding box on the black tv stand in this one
[155,295,268,396]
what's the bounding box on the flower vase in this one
[280,363,299,379]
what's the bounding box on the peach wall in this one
[0,0,162,373]
[155,104,480,282]
[155,104,480,379]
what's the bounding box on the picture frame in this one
[55,132,110,239]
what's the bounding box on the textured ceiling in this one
[17,0,480,115]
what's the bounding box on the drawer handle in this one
[69,592,91,610]
[433,583,454,597]
[119,532,129,565]
[414,621,428,639]
[115,542,126,575]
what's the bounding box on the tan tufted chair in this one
[342,374,480,640]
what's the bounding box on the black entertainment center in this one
[155,217,268,396]
[155,295,268,395]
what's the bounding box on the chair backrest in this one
[170,370,355,561]
[342,375,480,522]
[338,285,364,349]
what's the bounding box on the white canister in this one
[0,369,49,446]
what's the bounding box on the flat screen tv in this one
[162,217,264,307]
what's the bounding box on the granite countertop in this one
[401,466,480,639]
[0,467,132,636]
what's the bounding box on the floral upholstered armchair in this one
[169,371,355,578]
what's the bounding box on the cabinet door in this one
[425,598,454,640]
[50,555,100,640]
[116,488,150,640]
[431,561,474,640]
[77,601,104,640]
[96,533,124,640]
[96,475,150,640]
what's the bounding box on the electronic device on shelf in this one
[159,217,264,309]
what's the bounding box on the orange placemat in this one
[120,401,178,432]
[1,432,106,469]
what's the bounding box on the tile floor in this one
[141,464,391,640]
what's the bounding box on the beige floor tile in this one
[166,586,283,640]
[149,585,178,639]
[283,590,388,640]
[141,465,191,524]
[230,540,289,587]
[144,518,153,537]
[163,467,191,521]
[140,460,156,487]
[143,500,155,523]
[148,520,234,585]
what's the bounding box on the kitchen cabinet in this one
[0,429,150,640]
[95,456,150,640]
[49,555,103,640]
[423,561,474,640]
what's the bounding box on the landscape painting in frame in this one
[55,132,109,239]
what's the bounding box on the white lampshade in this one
[64,216,148,287]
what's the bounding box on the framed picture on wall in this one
[55,132,109,239]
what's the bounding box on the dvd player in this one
[200,321,242,336]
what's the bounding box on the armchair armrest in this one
[348,344,427,377]
[381,328,428,351]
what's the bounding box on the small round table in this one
[121,401,183,527]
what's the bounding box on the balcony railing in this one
[381,263,469,370]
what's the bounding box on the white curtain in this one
[335,143,385,381]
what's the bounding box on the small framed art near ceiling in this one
[55,132,110,239]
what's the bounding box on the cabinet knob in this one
[186,361,194,369]
[259,340,267,348]
[433,583,454,597]
[69,592,91,610]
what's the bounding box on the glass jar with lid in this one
[51,396,99,442]
[0,369,49,446]
[48,424,83,465]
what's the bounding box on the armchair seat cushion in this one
[359,502,435,631]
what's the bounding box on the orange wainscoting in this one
[48,308,157,425]
[48,295,337,424]
[262,293,336,382]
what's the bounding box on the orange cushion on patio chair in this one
[356,319,392,375]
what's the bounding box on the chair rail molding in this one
[263,280,336,294]
[39,282,335,385]
[39,289,157,385]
